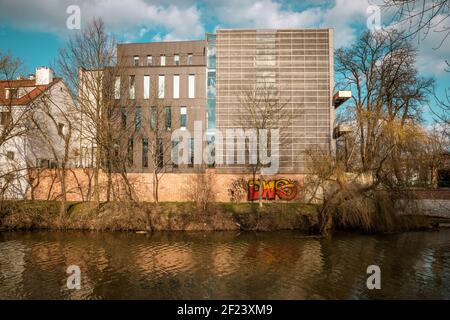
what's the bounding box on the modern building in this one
[116,40,207,172]
[114,28,343,174]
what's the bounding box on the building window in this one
[143,75,150,99]
[6,88,19,99]
[172,139,179,168]
[160,54,166,66]
[188,74,195,98]
[135,106,141,132]
[174,54,179,66]
[150,107,156,130]
[187,53,193,65]
[114,76,120,100]
[142,138,148,168]
[188,138,194,167]
[129,75,135,99]
[173,75,180,99]
[0,112,12,126]
[6,151,14,160]
[121,108,127,129]
[57,123,64,135]
[127,138,133,166]
[133,55,140,66]
[158,75,165,98]
[180,107,187,130]
[147,55,153,66]
[38,159,50,169]
[157,138,164,168]
[165,107,171,129]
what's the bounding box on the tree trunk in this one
[258,175,263,208]
[59,166,67,218]
[153,170,159,203]
[320,204,334,237]
[94,146,101,205]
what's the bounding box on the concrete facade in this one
[116,40,208,172]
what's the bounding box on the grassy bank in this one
[0,201,320,232]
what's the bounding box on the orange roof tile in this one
[0,78,62,106]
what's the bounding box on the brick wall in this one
[29,169,306,202]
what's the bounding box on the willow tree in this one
[308,29,435,236]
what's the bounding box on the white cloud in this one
[0,0,204,41]
[211,0,370,47]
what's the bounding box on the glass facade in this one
[206,33,217,141]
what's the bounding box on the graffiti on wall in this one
[247,178,298,201]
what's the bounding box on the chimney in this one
[35,67,53,85]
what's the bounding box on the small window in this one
[7,88,18,99]
[173,75,180,99]
[188,138,194,167]
[135,106,141,132]
[157,138,164,168]
[142,138,148,168]
[147,55,153,66]
[121,108,127,129]
[188,74,195,98]
[172,139,179,168]
[180,107,187,130]
[174,54,179,66]
[129,75,135,99]
[150,107,156,130]
[38,159,50,168]
[133,56,140,66]
[143,75,150,99]
[127,138,134,166]
[165,107,171,130]
[187,53,193,65]
[114,76,120,100]
[6,151,14,160]
[0,112,12,126]
[57,123,64,135]
[158,75,165,99]
[160,54,166,66]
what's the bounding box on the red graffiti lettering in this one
[247,178,298,201]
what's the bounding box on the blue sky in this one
[0,0,448,124]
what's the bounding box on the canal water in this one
[0,230,449,299]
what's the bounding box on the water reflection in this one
[0,230,449,299]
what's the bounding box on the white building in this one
[0,67,75,198]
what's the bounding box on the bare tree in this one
[236,83,290,207]
[381,0,450,48]
[146,85,175,204]
[56,17,136,204]
[335,29,434,174]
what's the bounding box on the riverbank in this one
[0,201,321,232]
[0,200,440,233]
